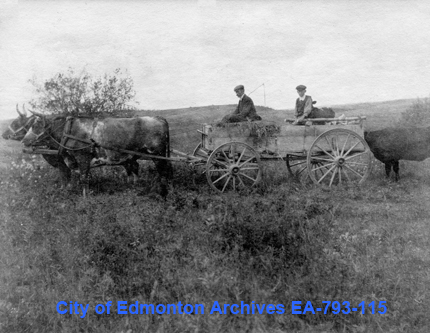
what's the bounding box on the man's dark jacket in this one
[220,94,262,123]
[232,95,261,120]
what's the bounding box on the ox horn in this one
[28,108,45,117]
[21,104,28,117]
[16,104,25,117]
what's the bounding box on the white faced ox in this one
[2,104,36,140]
[22,115,172,190]
[2,105,73,182]
[365,127,430,181]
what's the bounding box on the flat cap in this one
[296,85,307,91]
[234,85,244,91]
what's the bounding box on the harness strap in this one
[8,117,35,138]
[58,117,74,156]
[62,133,95,145]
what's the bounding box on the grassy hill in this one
[1,98,430,332]
[0,98,416,159]
[135,98,415,152]
[138,98,414,130]
[0,97,417,157]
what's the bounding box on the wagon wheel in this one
[206,141,262,193]
[307,128,372,188]
[286,153,309,182]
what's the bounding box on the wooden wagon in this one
[189,117,372,192]
[23,115,372,194]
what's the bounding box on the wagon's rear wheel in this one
[206,142,262,193]
[307,129,372,188]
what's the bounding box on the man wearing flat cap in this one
[221,85,262,123]
[293,85,313,125]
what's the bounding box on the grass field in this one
[1,99,429,333]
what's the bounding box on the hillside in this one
[136,98,415,152]
[0,98,416,156]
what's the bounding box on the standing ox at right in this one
[364,127,430,181]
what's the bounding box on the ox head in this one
[1,104,38,140]
[21,113,51,147]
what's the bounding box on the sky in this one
[1,0,430,119]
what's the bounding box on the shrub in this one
[399,97,430,126]
[29,68,137,117]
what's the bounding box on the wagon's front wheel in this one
[307,129,372,188]
[206,142,262,193]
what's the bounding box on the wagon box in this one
[201,121,366,156]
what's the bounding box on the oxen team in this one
[2,105,171,192]
[3,104,430,190]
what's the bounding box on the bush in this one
[29,68,137,117]
[399,97,430,126]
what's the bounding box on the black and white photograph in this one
[1,0,429,332]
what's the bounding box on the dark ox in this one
[307,103,335,125]
[2,105,73,182]
[309,106,335,119]
[22,114,171,189]
[365,127,430,181]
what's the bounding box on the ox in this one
[309,102,335,119]
[2,105,73,183]
[364,127,430,181]
[22,114,172,191]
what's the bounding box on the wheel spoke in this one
[238,172,257,182]
[334,135,340,157]
[340,134,351,156]
[346,161,369,167]
[343,140,361,157]
[232,175,236,190]
[317,164,337,184]
[311,162,334,172]
[342,167,351,183]
[324,136,336,156]
[221,175,232,192]
[237,174,246,187]
[208,168,228,173]
[316,163,326,178]
[329,166,338,187]
[238,156,256,168]
[338,166,342,184]
[344,164,365,179]
[344,151,369,161]
[212,172,230,185]
[289,160,307,167]
[221,150,230,164]
[310,156,335,163]
[315,144,336,159]
[238,146,247,163]
[297,166,307,175]
[230,144,236,161]
[240,167,260,171]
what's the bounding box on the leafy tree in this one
[29,68,137,116]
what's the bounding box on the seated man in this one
[221,85,262,123]
[293,84,313,125]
